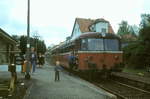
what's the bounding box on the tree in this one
[132,25,139,36]
[123,42,147,68]
[123,14,150,68]
[139,14,150,41]
[19,35,47,55]
[37,40,46,54]
[117,21,130,36]
[117,21,137,42]
[20,35,27,54]
[139,26,150,44]
[12,35,20,41]
[140,14,150,28]
[139,14,150,66]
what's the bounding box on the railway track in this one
[63,68,150,99]
[94,79,150,99]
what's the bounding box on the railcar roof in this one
[51,32,120,52]
[77,32,120,39]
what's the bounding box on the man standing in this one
[68,52,76,73]
[30,47,37,74]
[38,53,43,68]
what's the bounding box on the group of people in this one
[22,47,45,74]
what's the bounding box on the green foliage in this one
[123,14,150,69]
[140,14,150,28]
[19,35,46,54]
[20,35,27,54]
[140,14,150,41]
[11,34,47,55]
[123,42,147,68]
[12,35,20,41]
[139,25,150,43]
[139,14,150,65]
[123,66,146,75]
[36,40,47,54]
[117,21,138,42]
[117,21,130,35]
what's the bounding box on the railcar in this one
[51,32,123,75]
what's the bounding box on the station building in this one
[71,18,114,40]
[0,28,17,64]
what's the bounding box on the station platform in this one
[0,65,28,98]
[23,63,116,99]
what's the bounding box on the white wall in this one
[71,22,81,39]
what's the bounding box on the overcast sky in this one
[0,0,149,46]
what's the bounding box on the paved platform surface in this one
[0,65,28,99]
[23,63,116,99]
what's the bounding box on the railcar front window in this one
[104,39,119,51]
[87,39,104,51]
[81,39,88,50]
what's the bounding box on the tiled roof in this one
[108,24,114,33]
[76,18,94,32]
[74,18,114,33]
[0,28,17,44]
[93,18,109,24]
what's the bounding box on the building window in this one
[89,25,95,32]
[102,28,106,33]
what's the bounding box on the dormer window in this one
[94,22,108,33]
[89,25,96,32]
[102,28,106,33]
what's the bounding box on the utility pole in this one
[25,0,31,79]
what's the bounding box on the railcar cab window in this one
[104,39,119,51]
[88,39,104,51]
[81,39,88,50]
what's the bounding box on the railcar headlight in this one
[114,56,119,60]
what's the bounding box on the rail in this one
[94,79,150,99]
[64,68,150,99]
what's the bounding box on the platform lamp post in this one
[25,0,31,79]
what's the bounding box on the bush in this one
[123,42,147,69]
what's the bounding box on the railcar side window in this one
[104,39,119,51]
[87,39,104,51]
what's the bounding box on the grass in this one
[122,66,147,76]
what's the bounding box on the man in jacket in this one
[30,47,37,74]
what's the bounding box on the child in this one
[55,60,61,81]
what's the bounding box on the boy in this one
[55,60,61,81]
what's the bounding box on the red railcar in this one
[51,32,123,72]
